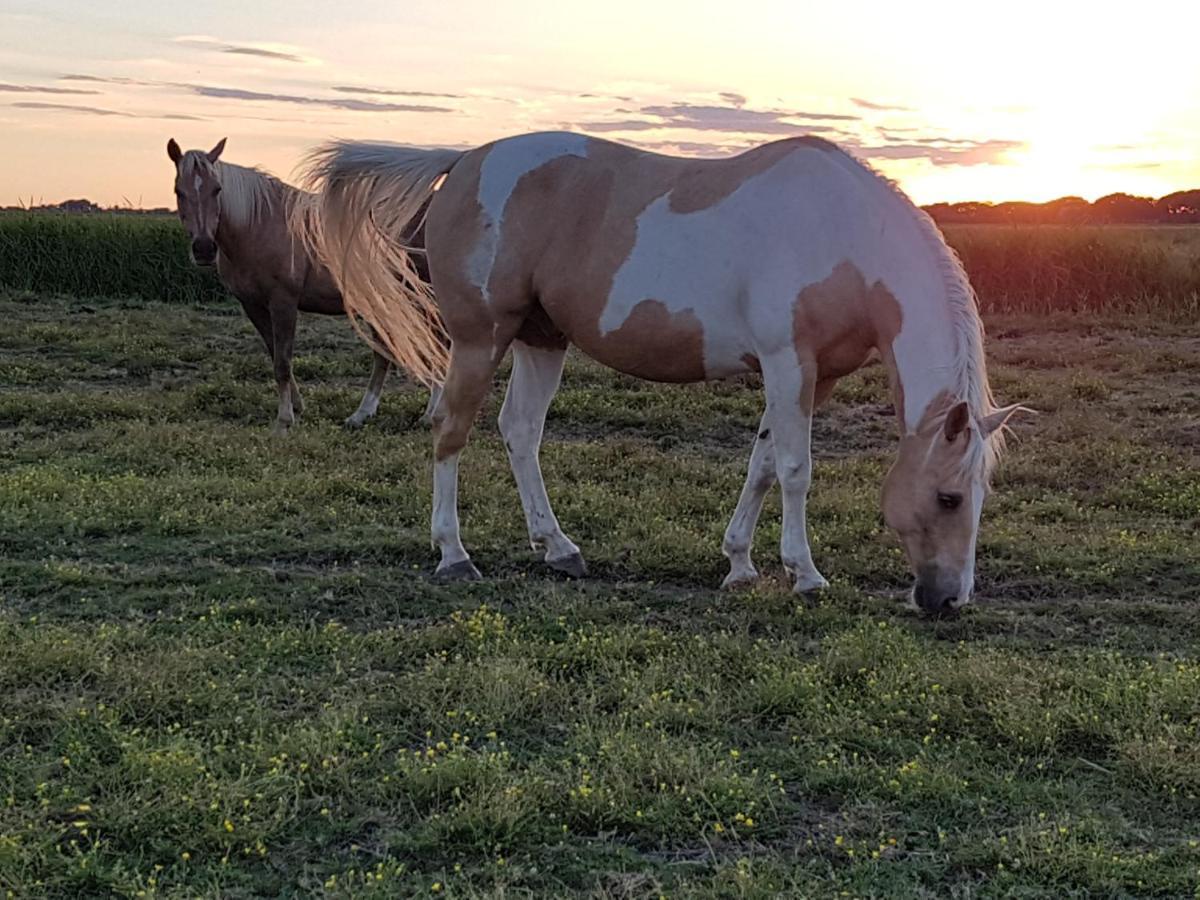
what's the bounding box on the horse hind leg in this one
[499,341,584,577]
[345,351,391,429]
[431,339,508,581]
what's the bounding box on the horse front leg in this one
[761,350,828,593]
[721,413,776,588]
[268,293,300,435]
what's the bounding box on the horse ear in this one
[944,401,970,442]
[167,138,182,163]
[981,403,1036,438]
[207,137,227,163]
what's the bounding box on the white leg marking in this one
[432,452,474,574]
[499,343,582,567]
[721,412,777,588]
[345,354,390,429]
[761,350,827,593]
[273,382,295,435]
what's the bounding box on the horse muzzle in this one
[191,237,218,266]
[912,565,971,616]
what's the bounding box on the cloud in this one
[173,35,316,64]
[626,138,749,156]
[222,46,306,63]
[852,97,913,112]
[718,92,747,107]
[577,120,671,133]
[578,92,636,103]
[333,85,466,99]
[13,101,204,121]
[190,85,455,113]
[61,74,456,114]
[578,101,859,138]
[643,102,858,127]
[1,82,99,95]
[61,74,160,87]
[849,138,1023,167]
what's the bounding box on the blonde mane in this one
[215,161,286,227]
[178,152,286,227]
[824,143,1004,476]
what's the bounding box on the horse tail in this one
[292,141,465,386]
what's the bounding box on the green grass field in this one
[1,288,1198,898]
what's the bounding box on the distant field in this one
[1,212,1198,315]
[1,292,1197,897]
[0,212,224,305]
[944,224,1200,316]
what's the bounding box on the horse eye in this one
[937,492,963,511]
[212,185,222,195]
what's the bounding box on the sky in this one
[1,0,1198,208]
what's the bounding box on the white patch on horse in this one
[468,132,590,303]
[194,173,203,192]
[600,145,958,412]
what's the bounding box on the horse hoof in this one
[792,572,830,594]
[271,422,292,437]
[721,568,759,590]
[343,416,366,430]
[546,552,587,579]
[435,560,482,582]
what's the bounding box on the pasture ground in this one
[1,291,1198,898]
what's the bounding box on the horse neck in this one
[214,174,287,266]
[882,286,973,435]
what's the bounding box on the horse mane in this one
[819,141,1004,476]
[214,161,288,227]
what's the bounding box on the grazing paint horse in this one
[167,137,439,433]
[298,132,1029,614]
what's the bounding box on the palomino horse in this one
[298,132,1029,614]
[167,138,439,433]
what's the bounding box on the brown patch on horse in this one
[793,261,905,419]
[667,138,812,215]
[590,300,706,381]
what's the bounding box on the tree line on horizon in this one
[923,190,1200,225]
[6,189,1200,225]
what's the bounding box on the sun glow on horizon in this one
[1,0,1197,208]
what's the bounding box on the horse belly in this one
[539,210,753,382]
[543,278,753,384]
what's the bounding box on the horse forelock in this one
[177,151,280,227]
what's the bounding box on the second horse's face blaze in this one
[167,137,226,266]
